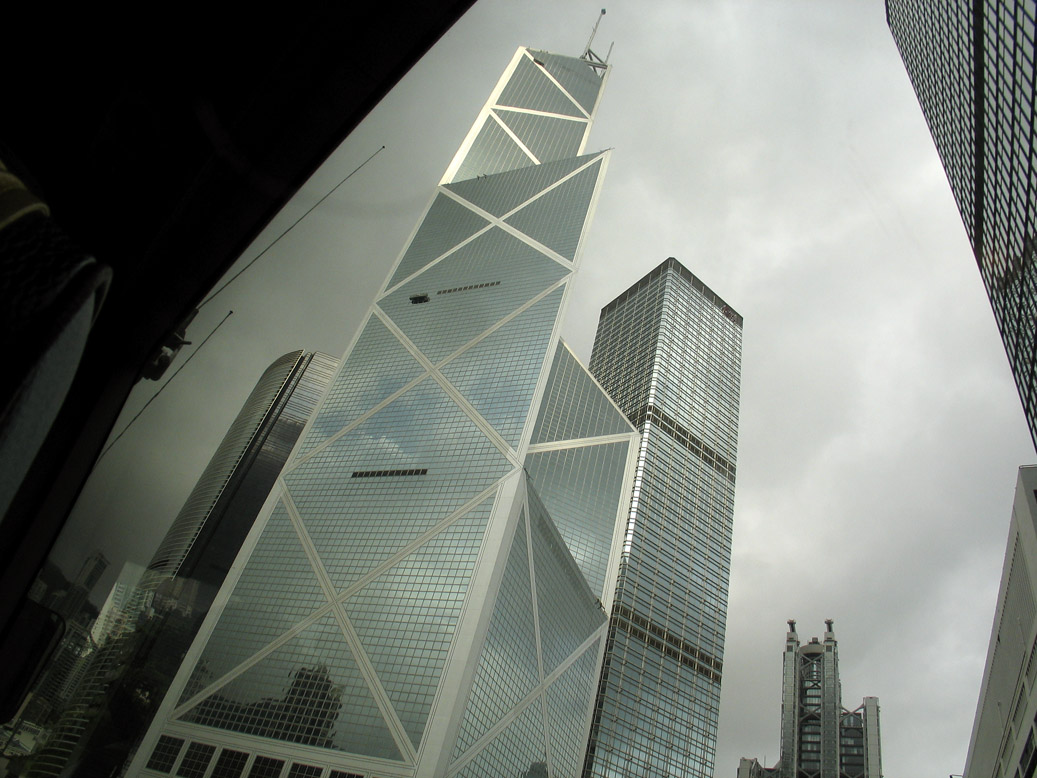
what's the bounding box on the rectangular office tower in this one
[129,45,640,778]
[887,1,1037,448]
[964,466,1037,778]
[583,258,742,778]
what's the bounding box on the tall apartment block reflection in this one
[130,44,638,778]
[737,621,881,778]
[887,1,1037,448]
[2,351,336,778]
[581,257,741,778]
[963,466,1037,778]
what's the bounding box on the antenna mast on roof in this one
[581,8,611,75]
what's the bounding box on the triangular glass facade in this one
[136,47,629,778]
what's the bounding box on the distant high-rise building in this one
[887,0,1037,448]
[129,42,638,778]
[142,350,339,594]
[582,257,742,778]
[738,621,882,778]
[6,351,338,778]
[964,466,1037,778]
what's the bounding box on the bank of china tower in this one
[130,46,638,778]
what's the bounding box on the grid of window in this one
[389,193,491,288]
[528,488,607,675]
[529,50,603,114]
[176,742,216,778]
[286,764,323,778]
[525,441,630,597]
[286,381,510,595]
[531,343,633,444]
[889,0,1037,448]
[585,258,741,778]
[210,749,250,778]
[141,45,616,778]
[453,698,549,778]
[379,227,568,364]
[179,504,329,696]
[146,736,185,773]
[343,505,490,749]
[454,119,541,182]
[182,614,401,760]
[495,109,588,168]
[453,509,541,757]
[544,645,602,778]
[496,55,587,119]
[446,154,597,218]
[247,756,284,778]
[503,160,603,260]
[440,288,563,446]
[296,317,426,457]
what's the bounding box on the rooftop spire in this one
[581,9,611,74]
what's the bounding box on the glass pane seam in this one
[520,497,547,692]
[526,431,638,452]
[538,693,556,778]
[492,104,590,123]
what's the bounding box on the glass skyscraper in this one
[128,45,640,778]
[582,257,742,778]
[887,0,1037,448]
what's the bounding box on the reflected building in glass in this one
[5,351,337,778]
[129,44,639,778]
[582,257,742,778]
[887,0,1037,448]
[737,621,882,778]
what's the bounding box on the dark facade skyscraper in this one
[583,258,742,778]
[738,621,882,778]
[142,350,339,593]
[887,0,1037,447]
[6,351,337,778]
[129,43,639,778]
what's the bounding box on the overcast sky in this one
[55,2,1037,776]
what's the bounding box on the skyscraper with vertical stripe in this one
[583,258,742,778]
[128,44,639,778]
[887,0,1037,449]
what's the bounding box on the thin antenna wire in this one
[95,310,234,464]
[199,145,386,309]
